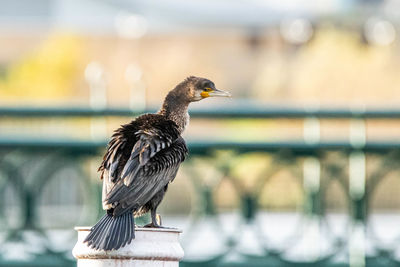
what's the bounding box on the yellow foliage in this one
[0,34,83,101]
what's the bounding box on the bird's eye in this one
[205,87,212,92]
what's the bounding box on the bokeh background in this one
[1,0,400,266]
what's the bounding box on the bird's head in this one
[160,76,231,130]
[177,76,231,102]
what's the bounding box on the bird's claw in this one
[143,222,161,228]
[143,223,173,229]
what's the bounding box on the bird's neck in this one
[158,93,190,134]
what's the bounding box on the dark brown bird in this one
[84,76,230,250]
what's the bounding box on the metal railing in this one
[0,105,400,267]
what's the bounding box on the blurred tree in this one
[0,34,83,102]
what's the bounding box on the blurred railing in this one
[0,106,400,267]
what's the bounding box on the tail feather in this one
[84,213,135,251]
[86,214,111,246]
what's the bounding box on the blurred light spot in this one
[364,17,396,46]
[115,12,147,39]
[84,61,103,84]
[125,63,143,83]
[280,18,313,45]
[125,63,146,111]
[85,61,107,111]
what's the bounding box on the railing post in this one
[73,227,184,267]
[302,115,323,260]
[349,116,367,267]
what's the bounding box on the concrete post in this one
[73,227,184,267]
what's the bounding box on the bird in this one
[84,76,231,251]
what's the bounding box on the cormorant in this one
[84,76,230,250]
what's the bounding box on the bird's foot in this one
[143,213,175,228]
[143,222,161,228]
[143,222,174,229]
[143,214,174,228]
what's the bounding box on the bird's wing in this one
[105,136,188,216]
[120,121,181,187]
[99,130,130,209]
[99,132,127,183]
[99,117,183,211]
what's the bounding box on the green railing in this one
[1,106,400,267]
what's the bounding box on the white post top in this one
[73,227,184,267]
